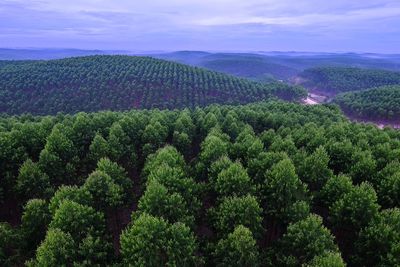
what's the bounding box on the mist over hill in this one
[152,51,400,82]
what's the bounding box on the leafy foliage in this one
[277,214,339,266]
[1,101,400,265]
[213,225,260,267]
[120,213,200,267]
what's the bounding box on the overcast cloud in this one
[1,0,400,52]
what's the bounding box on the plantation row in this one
[1,101,400,266]
[0,56,306,115]
[300,66,400,94]
[334,85,400,121]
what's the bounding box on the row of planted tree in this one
[334,85,400,121]
[1,101,400,266]
[0,56,306,115]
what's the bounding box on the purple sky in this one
[1,0,400,53]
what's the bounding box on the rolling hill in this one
[0,55,306,115]
[334,85,400,121]
[153,51,400,82]
[299,67,400,94]
[200,54,298,82]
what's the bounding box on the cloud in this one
[1,0,400,52]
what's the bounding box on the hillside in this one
[153,51,400,82]
[2,101,400,266]
[299,67,400,94]
[200,54,298,82]
[0,55,306,115]
[334,85,400,121]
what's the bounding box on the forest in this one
[1,100,400,266]
[0,55,306,115]
[335,85,400,121]
[299,67,400,94]
[199,55,298,82]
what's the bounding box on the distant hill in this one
[153,51,400,82]
[299,67,400,94]
[334,85,400,121]
[200,54,298,82]
[2,49,400,82]
[0,48,127,60]
[0,55,306,115]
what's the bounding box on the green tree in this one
[49,200,105,242]
[285,200,311,224]
[231,126,263,162]
[146,165,201,214]
[214,162,254,197]
[330,182,380,234]
[141,120,168,157]
[298,146,333,191]
[77,234,114,267]
[355,208,400,267]
[213,225,260,267]
[88,133,109,164]
[197,132,229,179]
[82,170,124,210]
[142,145,186,179]
[174,111,195,137]
[278,214,338,266]
[49,185,93,215]
[247,151,288,185]
[137,180,194,227]
[38,125,78,186]
[262,159,309,223]
[28,229,76,267]
[222,111,241,139]
[15,159,52,200]
[319,175,353,208]
[20,199,51,255]
[172,131,191,157]
[269,136,297,156]
[108,122,130,162]
[209,156,233,185]
[377,172,400,208]
[96,157,132,203]
[120,213,200,267]
[327,140,354,174]
[212,195,263,237]
[349,150,376,184]
[0,223,21,267]
[305,252,346,267]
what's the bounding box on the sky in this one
[1,0,400,53]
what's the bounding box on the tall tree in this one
[213,225,260,267]
[278,214,338,266]
[120,213,200,266]
[15,159,52,200]
[262,159,309,223]
[211,195,263,237]
[20,199,51,256]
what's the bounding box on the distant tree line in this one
[300,66,400,93]
[1,101,400,266]
[0,56,306,115]
[201,56,298,82]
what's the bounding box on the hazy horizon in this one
[1,0,400,53]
